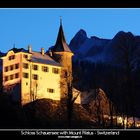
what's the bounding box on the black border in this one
[0,0,140,8]
[0,129,140,137]
[0,0,140,137]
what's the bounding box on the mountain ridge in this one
[70,29,140,117]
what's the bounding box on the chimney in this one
[41,48,45,55]
[49,49,53,57]
[28,45,32,53]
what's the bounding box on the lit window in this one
[23,63,28,69]
[15,63,19,69]
[9,55,15,60]
[47,88,55,93]
[15,73,19,78]
[23,73,29,78]
[52,68,59,74]
[5,66,8,72]
[10,75,14,80]
[42,66,49,72]
[33,74,38,80]
[10,65,14,71]
[5,76,8,81]
[23,54,28,59]
[33,65,38,70]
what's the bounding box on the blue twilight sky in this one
[0,8,140,53]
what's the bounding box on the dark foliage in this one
[70,30,140,118]
[0,94,94,129]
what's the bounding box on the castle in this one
[0,20,80,105]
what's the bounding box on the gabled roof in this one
[9,47,29,53]
[0,46,61,67]
[51,22,72,53]
[0,47,29,57]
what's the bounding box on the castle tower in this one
[51,18,74,100]
[51,18,74,78]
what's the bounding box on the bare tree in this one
[31,81,39,101]
[60,68,79,127]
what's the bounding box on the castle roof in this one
[0,48,28,57]
[10,47,28,53]
[51,21,72,53]
[1,47,61,67]
[31,51,61,67]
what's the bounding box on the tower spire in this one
[51,18,72,52]
[60,16,62,25]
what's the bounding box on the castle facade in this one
[0,21,80,105]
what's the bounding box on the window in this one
[23,63,28,69]
[47,88,55,93]
[52,68,59,74]
[23,73,29,78]
[42,66,49,72]
[15,63,19,69]
[15,73,19,78]
[10,65,14,71]
[5,66,8,72]
[33,74,38,80]
[10,75,14,80]
[5,76,8,81]
[23,54,28,59]
[33,64,38,70]
[9,55,15,60]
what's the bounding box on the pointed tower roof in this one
[52,18,72,53]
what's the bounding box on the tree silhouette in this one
[60,68,79,127]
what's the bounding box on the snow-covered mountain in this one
[69,29,140,117]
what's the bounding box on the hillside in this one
[23,99,95,128]
[0,93,96,128]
